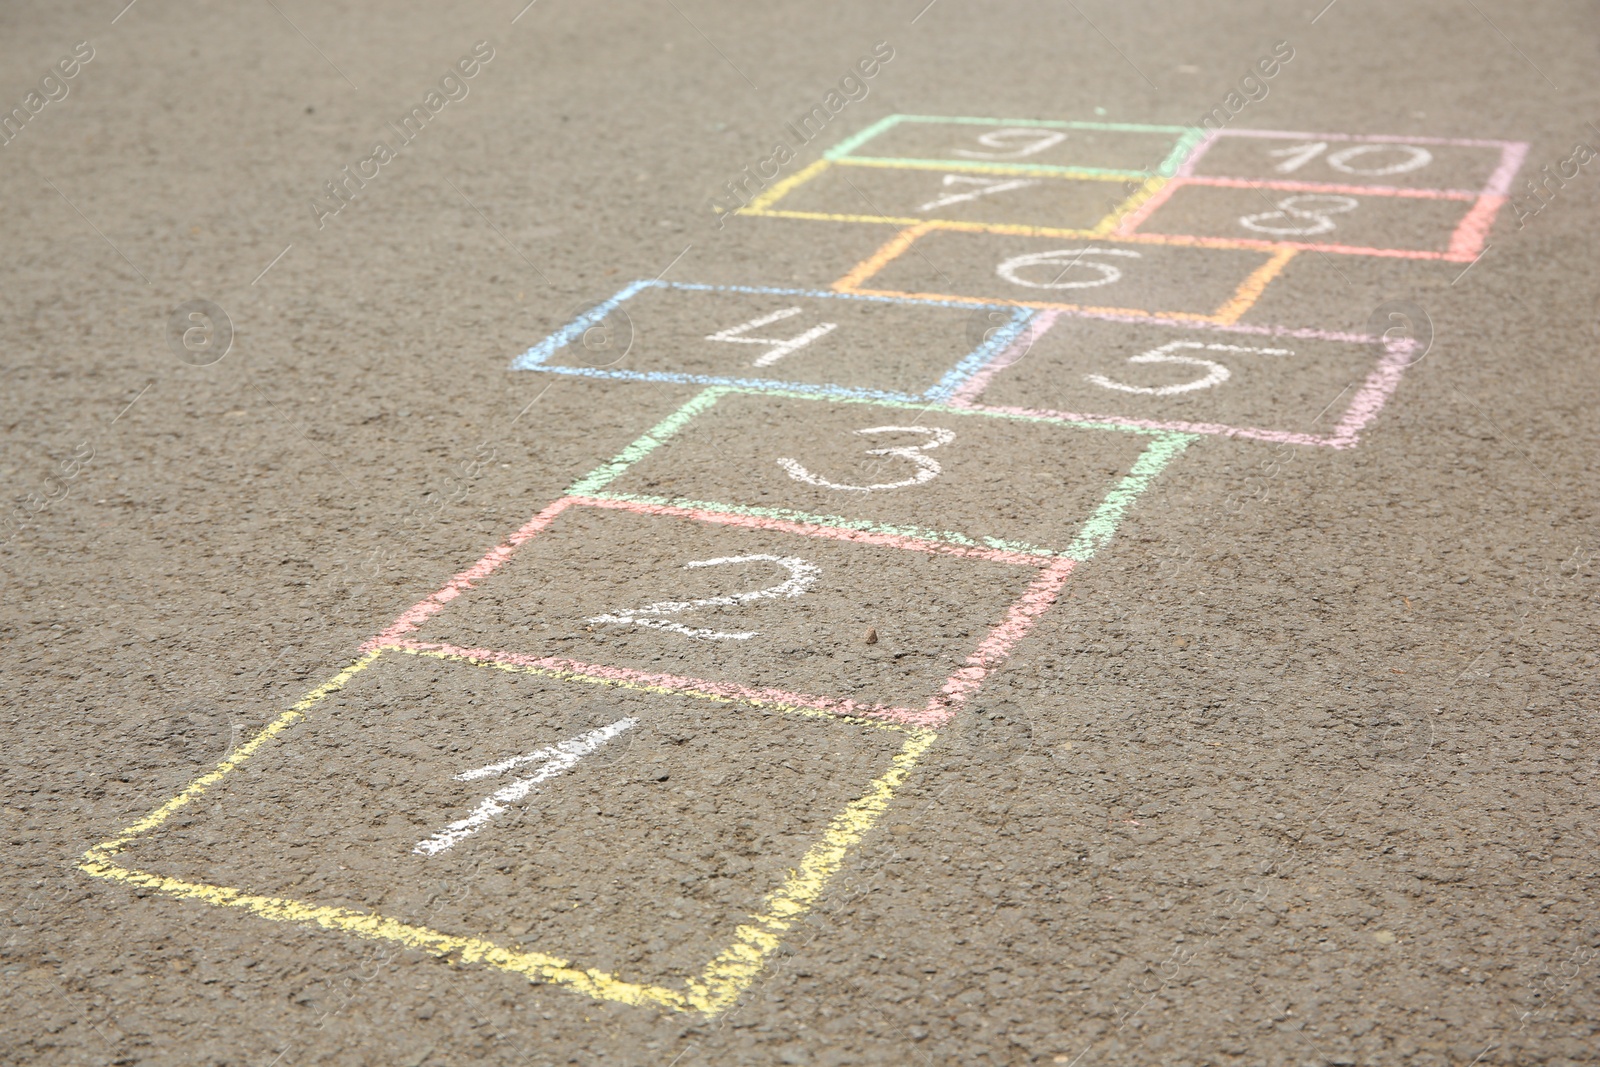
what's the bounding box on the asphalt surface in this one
[2,1,1598,1064]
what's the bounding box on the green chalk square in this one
[569,386,1196,563]
[826,115,1204,180]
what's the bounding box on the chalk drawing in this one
[919,174,1040,211]
[1268,141,1434,176]
[1084,341,1292,396]
[413,718,639,856]
[996,247,1142,289]
[585,554,819,640]
[951,127,1068,159]
[705,307,839,368]
[777,425,955,492]
[1238,194,1360,236]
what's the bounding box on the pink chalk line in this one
[1173,129,1221,178]
[374,638,946,728]
[372,496,576,645]
[1481,142,1530,197]
[948,310,1419,449]
[571,495,1043,566]
[1177,175,1477,200]
[927,557,1076,715]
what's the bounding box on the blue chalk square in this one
[510,281,1035,404]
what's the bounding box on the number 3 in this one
[777,425,955,492]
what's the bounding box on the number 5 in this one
[778,425,955,492]
[1085,341,1291,395]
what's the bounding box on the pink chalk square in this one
[1183,131,1521,194]
[1122,180,1491,258]
[949,308,1414,449]
[372,498,1054,727]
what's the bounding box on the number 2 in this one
[777,425,954,492]
[586,554,819,641]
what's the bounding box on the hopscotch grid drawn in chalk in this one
[76,378,1187,1014]
[1118,127,1528,260]
[79,413,1187,1012]
[79,107,1514,1023]
[360,387,1192,732]
[77,393,1187,1014]
[509,280,1035,404]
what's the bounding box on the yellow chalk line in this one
[1091,175,1168,236]
[833,157,1137,181]
[83,650,384,860]
[744,207,929,226]
[831,223,936,292]
[78,857,690,1011]
[742,158,832,213]
[684,728,937,1014]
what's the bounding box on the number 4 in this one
[707,308,838,368]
